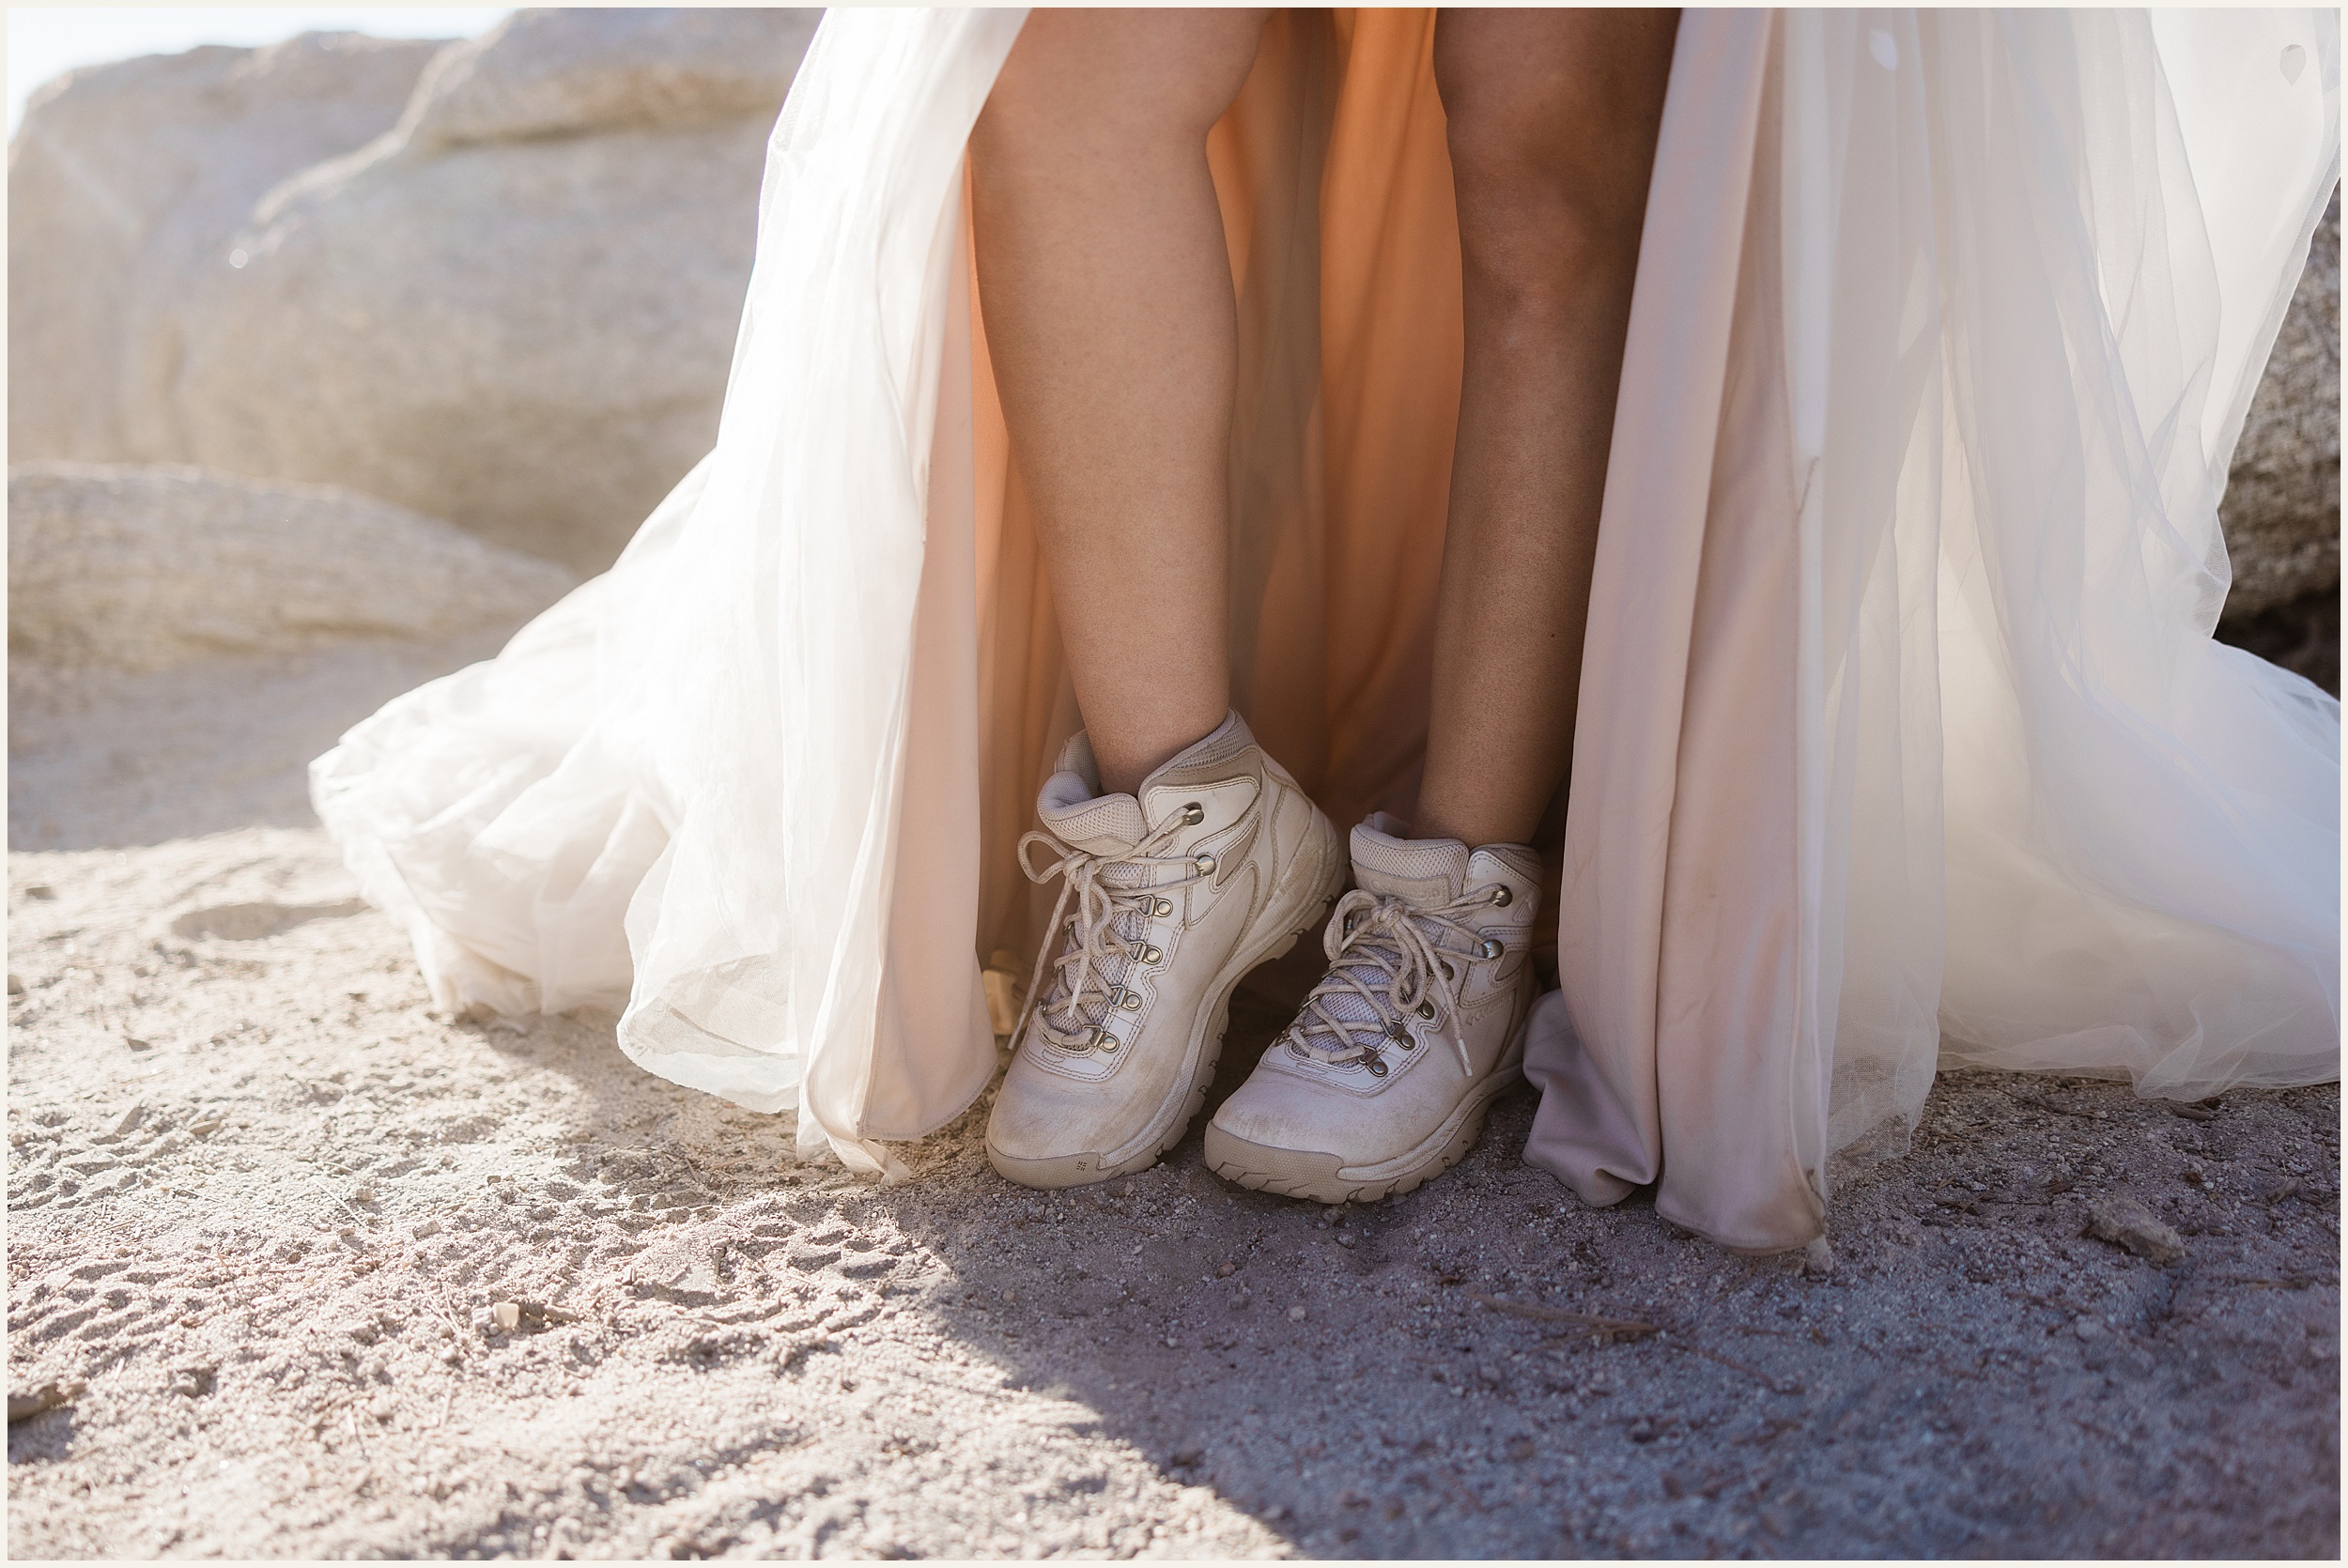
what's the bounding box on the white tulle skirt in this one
[313,8,2340,1246]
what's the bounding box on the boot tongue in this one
[1038,772,1151,860]
[1350,813,1468,906]
[1041,713,1252,861]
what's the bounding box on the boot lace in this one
[1286,886,1506,1077]
[1012,814,1213,1053]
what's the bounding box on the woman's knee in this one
[1435,9,1678,284]
[976,8,1269,168]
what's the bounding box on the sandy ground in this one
[8,637,2341,1560]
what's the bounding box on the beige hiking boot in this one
[1203,812,1540,1204]
[985,712,1348,1190]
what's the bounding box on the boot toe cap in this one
[985,1055,1154,1187]
[1205,1075,1351,1161]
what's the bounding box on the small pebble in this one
[492,1301,521,1331]
[2083,1194,2186,1265]
[353,1185,375,1204]
[8,1377,85,1422]
[1288,1305,1307,1323]
[412,1218,442,1240]
[113,1103,146,1136]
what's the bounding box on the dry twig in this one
[1469,1293,1657,1341]
[1663,1338,1805,1395]
[1994,1086,2106,1122]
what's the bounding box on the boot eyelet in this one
[1400,1033,1420,1050]
[1438,960,1455,981]
[1096,1030,1120,1053]
[1364,1057,1388,1078]
[1478,938,1506,960]
[1152,898,1174,918]
[1490,885,1512,907]
[1415,1002,1435,1021]
[1182,802,1205,826]
[1142,945,1163,964]
[1120,991,1142,1011]
[1195,854,1217,874]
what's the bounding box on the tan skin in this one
[971,8,1679,846]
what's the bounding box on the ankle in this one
[1090,707,1234,796]
[1400,809,1534,853]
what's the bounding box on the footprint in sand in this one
[168,899,370,942]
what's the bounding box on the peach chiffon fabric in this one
[963,8,1464,988]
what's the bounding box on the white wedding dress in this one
[313,8,2340,1249]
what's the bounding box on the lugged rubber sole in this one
[1203,1038,1528,1207]
[986,807,1349,1191]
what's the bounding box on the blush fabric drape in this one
[314,8,2340,1244]
[1522,9,2340,1251]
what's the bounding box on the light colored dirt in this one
[7,641,2340,1560]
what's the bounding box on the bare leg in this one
[1415,9,1679,849]
[969,8,1270,797]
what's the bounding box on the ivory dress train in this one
[312,8,2341,1252]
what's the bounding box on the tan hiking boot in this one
[1203,812,1540,1204]
[985,712,1348,1189]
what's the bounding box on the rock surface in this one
[5,810,2340,1557]
[7,33,444,467]
[2221,191,2341,619]
[7,464,573,672]
[8,9,820,574]
[392,5,817,148]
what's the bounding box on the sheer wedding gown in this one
[313,8,2340,1251]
